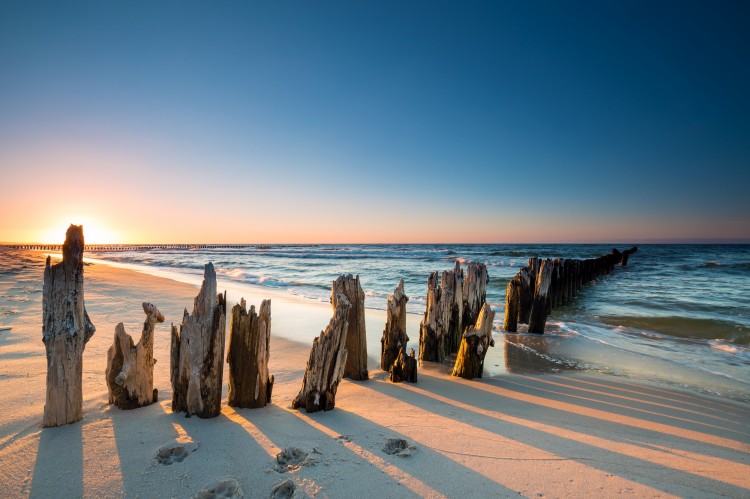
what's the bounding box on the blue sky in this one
[1,1,749,243]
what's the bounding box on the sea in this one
[83,244,750,403]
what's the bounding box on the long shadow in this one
[439,374,750,461]
[29,422,83,498]
[109,400,182,498]
[361,375,750,497]
[227,401,518,497]
[498,375,750,440]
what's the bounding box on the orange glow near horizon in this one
[38,216,123,245]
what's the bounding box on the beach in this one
[1,247,749,498]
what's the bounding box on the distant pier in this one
[2,244,305,252]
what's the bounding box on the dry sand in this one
[0,248,749,498]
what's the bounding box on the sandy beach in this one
[1,248,749,498]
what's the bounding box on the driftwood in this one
[227,299,273,409]
[462,262,488,331]
[292,293,351,413]
[380,279,409,372]
[503,277,520,332]
[419,262,464,362]
[333,275,368,381]
[170,263,227,418]
[42,225,96,427]
[389,348,418,383]
[106,303,164,409]
[452,303,495,379]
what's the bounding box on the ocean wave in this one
[600,315,750,345]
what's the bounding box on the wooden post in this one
[389,347,418,383]
[503,277,519,332]
[419,262,464,362]
[462,262,488,331]
[442,262,464,355]
[106,302,164,409]
[332,274,368,381]
[292,294,351,413]
[170,263,227,418]
[419,272,443,363]
[227,298,273,409]
[517,267,533,324]
[452,303,495,379]
[528,259,552,334]
[380,279,409,373]
[42,225,96,427]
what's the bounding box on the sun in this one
[39,216,121,244]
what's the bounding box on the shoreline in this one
[0,248,749,497]
[73,249,750,405]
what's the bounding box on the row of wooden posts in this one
[41,224,635,427]
[503,247,638,334]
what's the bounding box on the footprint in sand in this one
[275,447,316,473]
[192,477,244,499]
[270,479,305,499]
[382,438,416,457]
[155,441,199,465]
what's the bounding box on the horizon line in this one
[2,239,749,246]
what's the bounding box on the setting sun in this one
[39,216,121,244]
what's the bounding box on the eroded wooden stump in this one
[170,263,227,418]
[462,262,488,330]
[528,259,552,334]
[227,298,273,408]
[380,279,409,372]
[419,262,464,363]
[452,303,495,379]
[106,302,164,409]
[292,293,351,413]
[42,224,96,427]
[333,275,368,381]
[503,277,519,332]
[389,348,418,383]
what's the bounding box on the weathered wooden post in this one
[462,261,488,330]
[442,262,464,355]
[170,263,227,418]
[528,259,552,334]
[503,277,519,332]
[419,262,463,362]
[389,347,418,383]
[333,275,368,381]
[227,299,273,409]
[517,267,533,324]
[42,225,96,427]
[452,303,495,379]
[419,272,443,362]
[380,279,409,372]
[292,294,351,413]
[106,302,164,409]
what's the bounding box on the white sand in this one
[1,248,749,498]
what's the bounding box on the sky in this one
[1,1,749,244]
